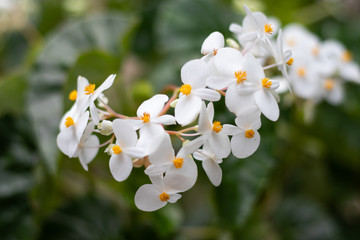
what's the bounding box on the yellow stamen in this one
[342,51,352,62]
[112,145,122,154]
[140,112,150,123]
[159,192,170,202]
[213,49,218,56]
[262,78,272,89]
[179,84,192,96]
[324,79,335,91]
[173,157,184,169]
[84,83,95,95]
[69,90,77,101]
[297,67,306,77]
[286,58,294,66]
[65,117,74,128]
[245,129,255,139]
[235,70,247,84]
[312,47,319,56]
[212,121,223,133]
[264,24,273,34]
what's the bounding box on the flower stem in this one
[159,85,180,116]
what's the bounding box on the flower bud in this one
[98,120,113,136]
[170,99,178,108]
[226,38,240,49]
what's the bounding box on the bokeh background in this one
[1,0,360,239]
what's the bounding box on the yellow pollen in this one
[286,58,294,66]
[264,24,273,34]
[84,83,96,95]
[245,129,255,139]
[65,117,74,128]
[140,112,150,123]
[112,145,122,154]
[235,70,247,84]
[69,90,77,101]
[173,157,184,169]
[262,78,272,89]
[342,51,352,62]
[179,84,192,96]
[297,67,306,77]
[312,47,319,56]
[324,79,335,91]
[213,49,218,56]
[159,192,170,202]
[212,121,223,133]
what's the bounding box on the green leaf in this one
[27,13,138,173]
[0,75,27,116]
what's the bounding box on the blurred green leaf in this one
[27,13,138,173]
[0,75,27,116]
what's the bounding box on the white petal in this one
[90,102,99,125]
[213,47,243,76]
[231,130,260,159]
[225,84,257,115]
[202,159,222,186]
[168,193,182,203]
[235,107,261,130]
[197,102,212,134]
[57,128,78,158]
[134,184,167,212]
[109,154,133,182]
[177,135,207,157]
[205,132,231,158]
[137,94,169,118]
[193,149,208,161]
[192,88,221,101]
[123,146,146,159]
[175,95,202,126]
[92,74,116,100]
[151,115,176,125]
[112,119,138,148]
[78,135,99,171]
[122,119,144,130]
[201,31,224,55]
[222,124,241,135]
[254,88,279,121]
[206,76,235,90]
[137,124,166,155]
[243,52,265,83]
[75,111,89,142]
[148,133,175,166]
[145,163,172,176]
[229,23,243,35]
[181,59,209,88]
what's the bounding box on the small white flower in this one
[109,119,146,182]
[134,175,182,212]
[175,59,221,126]
[201,31,225,63]
[98,120,113,136]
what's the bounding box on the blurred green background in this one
[1,0,360,239]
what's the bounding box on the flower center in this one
[85,83,96,95]
[212,121,223,133]
[297,67,306,77]
[173,157,184,169]
[262,78,272,89]
[69,90,77,101]
[140,112,150,123]
[179,84,192,96]
[312,47,319,56]
[159,192,170,202]
[245,129,255,139]
[65,117,75,128]
[342,51,352,62]
[235,70,247,84]
[324,78,335,91]
[112,145,122,154]
[213,49,218,56]
[264,24,273,34]
[286,58,294,66]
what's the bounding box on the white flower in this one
[175,59,221,126]
[145,133,198,192]
[134,175,182,212]
[125,94,176,154]
[197,102,231,158]
[201,31,225,62]
[72,121,100,171]
[320,78,344,105]
[57,110,90,158]
[223,107,261,158]
[109,119,146,182]
[271,29,293,81]
[193,146,223,186]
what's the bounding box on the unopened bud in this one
[170,99,178,108]
[226,38,240,49]
[98,120,113,136]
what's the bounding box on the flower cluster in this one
[57,5,357,212]
[279,24,360,106]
